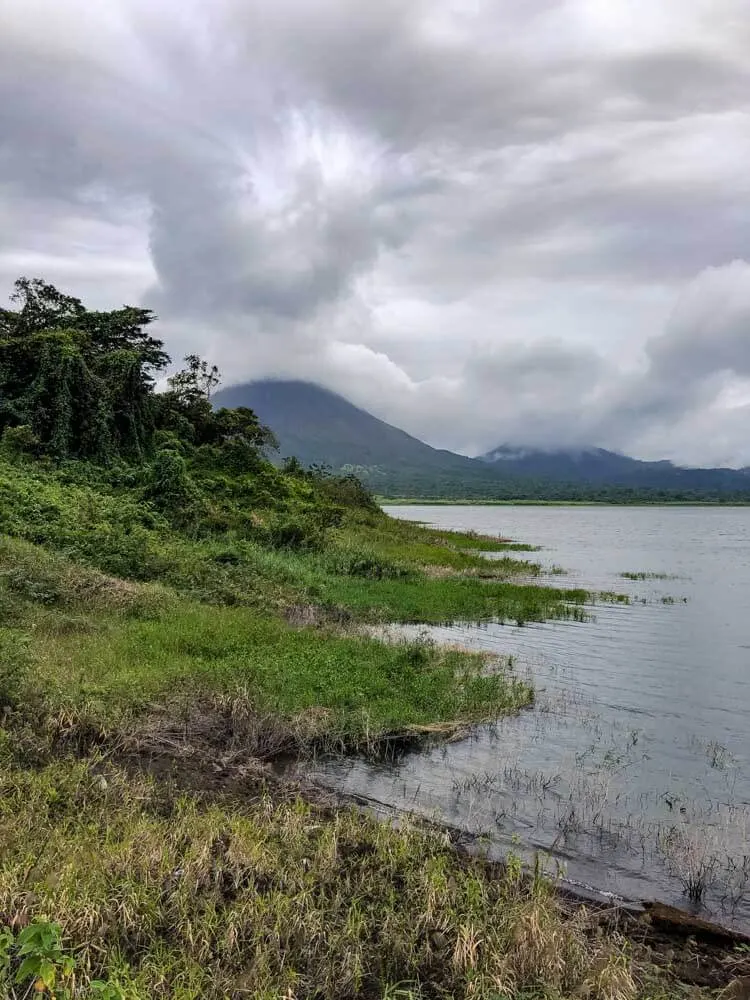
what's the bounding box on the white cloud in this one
[2,0,750,464]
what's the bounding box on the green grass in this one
[319,574,587,625]
[340,516,538,559]
[26,599,533,743]
[0,454,593,751]
[0,457,583,628]
[1,536,533,751]
[0,442,595,751]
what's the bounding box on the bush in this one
[0,629,30,709]
[80,524,169,581]
[143,449,200,520]
[322,546,411,580]
[1,425,41,457]
[316,472,380,512]
[269,516,327,552]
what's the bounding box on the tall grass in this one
[0,754,637,1000]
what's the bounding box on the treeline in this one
[0,278,378,551]
[349,466,750,504]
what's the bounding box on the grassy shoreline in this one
[0,460,728,998]
[0,277,738,998]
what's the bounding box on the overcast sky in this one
[3,0,750,465]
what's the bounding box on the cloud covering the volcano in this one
[2,0,750,464]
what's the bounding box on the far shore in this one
[378,497,750,507]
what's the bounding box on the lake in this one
[301,504,750,924]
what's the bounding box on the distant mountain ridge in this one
[481,443,750,490]
[212,380,750,500]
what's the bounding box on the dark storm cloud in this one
[2,0,750,464]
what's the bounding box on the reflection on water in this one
[300,505,750,925]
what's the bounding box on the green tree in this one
[0,277,169,460]
[166,353,220,404]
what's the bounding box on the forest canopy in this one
[0,277,273,464]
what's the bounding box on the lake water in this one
[303,505,750,924]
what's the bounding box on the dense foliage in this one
[0,278,168,461]
[0,278,379,551]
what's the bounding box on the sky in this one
[2,0,750,466]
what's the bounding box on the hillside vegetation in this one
[216,380,750,502]
[0,278,716,998]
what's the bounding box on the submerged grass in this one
[620,571,677,582]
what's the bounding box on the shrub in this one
[0,630,30,709]
[316,472,380,512]
[269,515,327,552]
[322,546,411,580]
[143,448,200,518]
[0,425,42,457]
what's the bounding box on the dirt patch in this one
[588,902,750,989]
[283,602,353,628]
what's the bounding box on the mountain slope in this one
[214,380,473,472]
[482,444,750,492]
[213,380,750,499]
[213,380,524,496]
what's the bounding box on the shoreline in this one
[1,454,744,996]
[2,280,745,996]
[114,728,750,991]
[379,497,750,507]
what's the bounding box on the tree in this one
[0,278,279,474]
[0,277,169,460]
[167,355,221,405]
[0,277,168,372]
[0,277,85,338]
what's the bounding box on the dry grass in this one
[0,752,643,1000]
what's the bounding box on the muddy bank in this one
[16,686,748,994]
[98,714,750,994]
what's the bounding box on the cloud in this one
[2,0,750,464]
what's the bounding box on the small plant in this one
[89,982,127,999]
[0,920,75,997]
[0,628,30,709]
[659,826,719,903]
[0,922,130,999]
[705,740,733,770]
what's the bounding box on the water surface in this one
[310,506,750,923]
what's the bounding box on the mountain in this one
[481,444,750,493]
[212,379,511,496]
[213,380,750,500]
